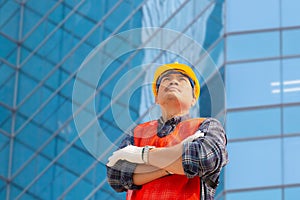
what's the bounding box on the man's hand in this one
[181,130,204,143]
[106,131,204,167]
[107,145,144,167]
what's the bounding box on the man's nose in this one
[169,78,179,85]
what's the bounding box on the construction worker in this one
[106,62,228,200]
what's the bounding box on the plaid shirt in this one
[106,116,228,200]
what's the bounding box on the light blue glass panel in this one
[285,187,300,200]
[282,58,300,103]
[226,60,281,109]
[225,139,282,190]
[227,0,280,32]
[227,31,280,61]
[283,106,300,134]
[282,0,300,27]
[208,39,224,69]
[227,189,281,200]
[284,137,300,184]
[283,29,300,56]
[226,108,281,139]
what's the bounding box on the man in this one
[106,62,228,200]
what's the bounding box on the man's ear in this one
[191,97,196,107]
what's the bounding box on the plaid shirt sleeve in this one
[106,132,142,192]
[182,118,229,199]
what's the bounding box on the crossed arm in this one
[106,118,228,192]
[133,143,184,185]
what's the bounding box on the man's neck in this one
[161,111,190,122]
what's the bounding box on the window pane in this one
[226,61,280,109]
[226,108,281,140]
[226,32,280,61]
[283,29,300,56]
[225,139,282,190]
[283,106,300,134]
[285,187,300,199]
[282,0,300,27]
[227,0,280,32]
[227,189,281,200]
[284,137,300,184]
[282,58,300,103]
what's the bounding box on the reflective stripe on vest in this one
[127,118,206,200]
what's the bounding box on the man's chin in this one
[165,93,181,102]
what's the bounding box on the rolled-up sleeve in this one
[182,118,228,178]
[106,133,142,192]
[106,160,141,192]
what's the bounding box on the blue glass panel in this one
[0,1,19,40]
[18,86,53,121]
[283,106,300,134]
[227,31,280,61]
[226,108,281,139]
[283,29,300,56]
[0,105,11,133]
[10,185,32,199]
[226,60,281,108]
[282,58,300,103]
[208,39,224,69]
[22,19,56,52]
[67,180,95,200]
[0,35,17,60]
[21,55,53,84]
[34,165,77,200]
[12,140,37,178]
[47,2,66,24]
[0,179,6,200]
[77,0,105,21]
[16,121,52,154]
[227,0,280,32]
[284,137,300,184]
[0,1,19,28]
[22,5,42,38]
[225,139,282,190]
[64,10,95,38]
[282,0,300,27]
[57,145,94,176]
[26,0,57,18]
[0,64,14,84]
[0,135,9,177]
[0,72,15,107]
[285,187,300,200]
[227,189,281,200]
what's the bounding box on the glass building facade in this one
[0,0,299,199]
[225,0,300,199]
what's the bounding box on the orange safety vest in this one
[127,118,206,200]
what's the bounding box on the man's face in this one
[155,71,196,109]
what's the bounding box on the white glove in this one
[107,145,144,167]
[182,130,204,143]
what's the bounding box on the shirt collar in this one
[157,114,190,138]
[158,114,190,126]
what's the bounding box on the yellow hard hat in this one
[152,62,200,100]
